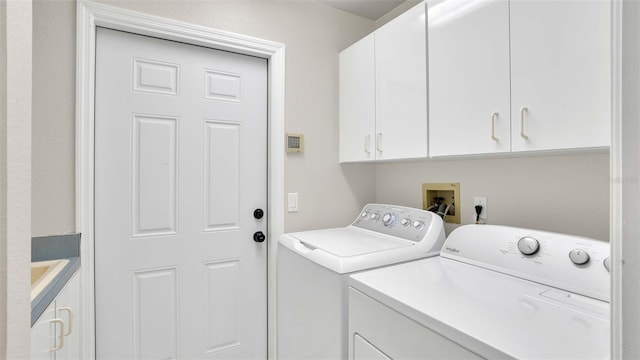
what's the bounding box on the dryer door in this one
[354,334,392,360]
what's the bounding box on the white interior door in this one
[95,28,267,359]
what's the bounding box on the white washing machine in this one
[277,204,446,360]
[349,224,610,359]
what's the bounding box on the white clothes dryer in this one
[349,224,610,359]
[277,204,446,360]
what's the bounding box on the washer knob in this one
[569,249,590,265]
[517,236,540,256]
[412,220,424,230]
[370,213,379,221]
[400,218,411,227]
[361,211,370,219]
[604,257,611,272]
[382,213,396,227]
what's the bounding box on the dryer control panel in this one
[441,225,610,302]
[351,204,444,243]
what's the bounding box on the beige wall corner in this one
[1,0,32,358]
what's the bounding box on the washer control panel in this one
[441,225,610,302]
[352,204,442,243]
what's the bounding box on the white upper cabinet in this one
[339,2,427,163]
[428,0,511,157]
[510,0,611,152]
[428,0,611,157]
[339,34,376,163]
[375,3,428,161]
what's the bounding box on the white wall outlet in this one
[473,196,487,221]
[288,193,299,212]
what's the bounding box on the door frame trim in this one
[76,1,285,358]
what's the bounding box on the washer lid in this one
[288,227,413,257]
[279,226,440,274]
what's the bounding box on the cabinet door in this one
[510,0,611,152]
[375,3,428,160]
[339,34,376,163]
[428,0,511,157]
[55,274,81,360]
[31,301,57,360]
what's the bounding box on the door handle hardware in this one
[491,112,499,141]
[520,107,529,139]
[253,209,264,220]
[376,133,383,152]
[58,307,73,336]
[253,231,266,243]
[50,319,65,351]
[364,135,371,154]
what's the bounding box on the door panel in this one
[95,28,267,359]
[132,114,178,236]
[204,120,241,231]
[132,267,178,360]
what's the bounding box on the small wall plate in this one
[286,133,304,153]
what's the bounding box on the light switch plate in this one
[288,193,299,212]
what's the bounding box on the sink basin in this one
[31,259,69,301]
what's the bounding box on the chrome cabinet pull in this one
[520,107,529,139]
[58,307,73,336]
[364,135,371,154]
[491,112,499,141]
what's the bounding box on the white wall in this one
[32,0,76,237]
[31,0,377,237]
[376,153,610,240]
[1,0,32,358]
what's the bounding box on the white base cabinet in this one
[428,0,610,157]
[339,2,427,163]
[31,273,81,360]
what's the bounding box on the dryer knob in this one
[361,211,370,219]
[400,218,411,227]
[382,213,396,227]
[569,249,590,265]
[517,236,540,256]
[412,220,425,231]
[370,213,379,220]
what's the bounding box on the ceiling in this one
[318,0,406,20]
